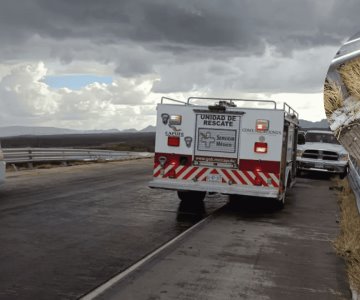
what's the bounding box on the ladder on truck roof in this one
[160,96,299,124]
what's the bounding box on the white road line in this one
[80,212,217,300]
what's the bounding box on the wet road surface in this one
[0,159,226,300]
[95,174,350,300]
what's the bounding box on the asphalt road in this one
[97,173,350,300]
[0,159,226,300]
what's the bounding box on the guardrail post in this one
[348,157,360,214]
[339,124,360,161]
[28,149,33,169]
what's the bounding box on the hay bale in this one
[324,80,343,118]
[339,57,360,100]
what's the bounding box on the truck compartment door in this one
[193,111,242,168]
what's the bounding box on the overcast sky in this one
[0,0,358,130]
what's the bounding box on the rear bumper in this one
[297,158,348,174]
[149,178,280,199]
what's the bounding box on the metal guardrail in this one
[348,156,360,213]
[2,148,153,164]
[331,36,360,67]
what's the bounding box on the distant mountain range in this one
[0,125,156,137]
[299,119,329,129]
[0,119,326,137]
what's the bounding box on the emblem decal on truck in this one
[161,113,170,125]
[184,136,193,148]
[197,128,237,153]
[200,132,215,148]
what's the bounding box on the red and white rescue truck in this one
[149,97,299,207]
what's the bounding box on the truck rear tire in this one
[296,168,303,177]
[277,176,289,210]
[339,167,348,179]
[177,191,206,202]
[276,199,285,210]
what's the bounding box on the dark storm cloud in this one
[0,0,359,93]
[0,0,358,53]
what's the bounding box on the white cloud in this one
[0,62,59,117]
[0,62,156,130]
[272,93,326,122]
[0,60,330,132]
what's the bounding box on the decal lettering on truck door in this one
[198,129,237,153]
[195,113,240,155]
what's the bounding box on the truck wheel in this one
[339,167,348,180]
[276,198,285,210]
[296,168,302,177]
[177,191,206,202]
[277,177,289,210]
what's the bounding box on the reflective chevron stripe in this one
[153,163,280,188]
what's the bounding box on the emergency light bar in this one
[169,115,182,125]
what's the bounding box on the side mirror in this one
[298,133,305,145]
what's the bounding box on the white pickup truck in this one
[296,130,349,178]
[0,144,5,185]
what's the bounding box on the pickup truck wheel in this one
[339,167,349,180]
[296,168,303,177]
[276,199,284,210]
[177,191,206,202]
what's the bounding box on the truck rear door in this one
[193,110,242,171]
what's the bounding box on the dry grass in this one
[333,178,360,292]
[324,80,343,118]
[339,57,360,100]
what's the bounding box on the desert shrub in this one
[333,178,360,292]
[339,57,360,100]
[324,79,343,118]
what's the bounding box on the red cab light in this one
[254,142,268,154]
[168,136,180,147]
[256,119,269,132]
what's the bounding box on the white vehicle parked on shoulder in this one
[0,144,5,185]
[296,130,349,178]
[149,97,300,208]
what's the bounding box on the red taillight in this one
[168,136,180,147]
[256,119,269,132]
[254,142,268,153]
